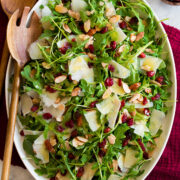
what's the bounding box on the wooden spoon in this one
[1,7,42,180]
[0,0,37,97]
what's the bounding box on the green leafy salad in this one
[18,0,172,179]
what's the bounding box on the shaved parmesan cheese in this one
[33,134,49,163]
[149,109,165,136]
[131,121,149,137]
[124,148,138,168]
[23,130,42,136]
[21,93,33,116]
[71,0,87,12]
[57,35,76,48]
[28,41,43,60]
[110,81,125,96]
[84,110,100,132]
[114,26,127,43]
[117,153,127,173]
[110,60,130,79]
[108,174,121,180]
[81,163,97,180]
[42,5,52,17]
[69,55,94,83]
[56,172,71,180]
[140,55,163,72]
[96,97,114,115]
[105,1,116,18]
[126,100,153,109]
[107,95,121,129]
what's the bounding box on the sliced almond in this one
[101,62,108,68]
[84,19,91,33]
[50,136,57,147]
[77,115,83,127]
[58,104,65,111]
[145,48,155,54]
[65,140,71,150]
[68,10,80,21]
[150,80,162,87]
[99,1,104,6]
[87,52,96,60]
[129,93,143,103]
[85,37,94,49]
[130,33,136,43]
[76,136,88,143]
[136,32,144,41]
[71,87,81,96]
[102,87,112,99]
[129,82,141,91]
[107,23,114,30]
[86,10,95,16]
[72,80,78,85]
[122,82,131,94]
[125,16,131,22]
[63,24,72,33]
[87,29,96,36]
[55,75,67,84]
[112,160,118,172]
[32,98,40,104]
[55,97,61,104]
[72,136,88,148]
[109,15,120,24]
[42,62,51,69]
[95,26,102,32]
[55,4,68,14]
[108,134,116,145]
[145,88,152,94]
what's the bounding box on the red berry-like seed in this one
[110,41,117,50]
[57,125,64,132]
[119,21,127,29]
[156,76,164,84]
[127,118,134,126]
[68,153,75,159]
[104,127,111,133]
[68,75,72,81]
[59,42,72,54]
[72,38,76,42]
[144,108,150,116]
[143,152,149,159]
[105,77,114,87]
[147,71,155,77]
[137,139,146,152]
[99,139,106,148]
[20,130,24,136]
[65,120,74,128]
[46,85,56,93]
[88,44,94,53]
[101,27,108,34]
[61,170,67,176]
[118,79,122,86]
[43,113,52,120]
[88,62,93,68]
[90,101,97,108]
[122,113,128,123]
[120,99,125,110]
[151,93,160,101]
[76,167,84,178]
[130,17,138,25]
[138,52,146,58]
[98,149,106,157]
[31,105,39,112]
[142,97,148,105]
[50,177,56,180]
[108,64,115,72]
[71,129,78,138]
[122,137,129,147]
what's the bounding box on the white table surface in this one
[0,1,180,180]
[147,0,180,29]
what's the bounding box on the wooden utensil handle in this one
[0,39,9,97]
[1,62,21,180]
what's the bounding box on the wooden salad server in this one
[0,0,37,97]
[1,7,42,180]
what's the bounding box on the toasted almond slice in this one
[32,98,40,104]
[102,87,112,99]
[77,115,83,127]
[42,62,51,69]
[55,4,68,13]
[129,82,141,91]
[58,104,65,111]
[112,160,118,172]
[122,82,131,94]
[87,29,96,36]
[72,138,84,148]
[55,97,61,104]
[130,33,136,43]
[68,10,80,21]
[86,10,95,16]
[150,80,162,87]
[87,52,96,59]
[136,32,144,41]
[76,136,88,143]
[145,48,155,54]
[102,62,108,68]
[129,93,143,103]
[108,134,116,145]
[71,87,81,96]
[125,16,131,22]
[65,140,71,150]
[85,37,94,49]
[63,24,72,33]
[109,15,120,24]
[84,19,91,33]
[50,136,57,147]
[145,88,152,94]
[72,80,78,85]
[95,26,102,32]
[55,75,67,84]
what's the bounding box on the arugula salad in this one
[17,0,172,179]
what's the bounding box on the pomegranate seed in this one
[101,27,108,34]
[151,93,160,101]
[65,120,74,128]
[127,118,134,126]
[72,38,76,42]
[71,129,78,138]
[46,85,56,93]
[43,113,52,120]
[68,75,73,81]
[20,130,24,136]
[122,113,128,123]
[110,41,117,50]
[137,139,149,159]
[59,42,72,54]
[98,149,106,157]
[57,125,64,132]
[76,167,84,178]
[142,97,148,105]
[147,71,155,77]
[88,44,94,53]
[90,101,97,108]
[118,79,122,86]
[105,77,114,87]
[138,52,146,58]
[61,170,67,176]
[119,21,127,29]
[122,137,129,147]
[144,108,150,116]
[118,166,122,172]
[99,139,106,148]
[129,17,138,25]
[143,152,149,159]
[88,62,93,68]
[156,76,164,84]
[117,1,123,6]
[50,177,56,180]
[108,64,115,72]
[68,153,75,159]
[104,127,111,133]
[120,99,125,110]
[31,105,39,112]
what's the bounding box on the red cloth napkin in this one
[0,5,179,178]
